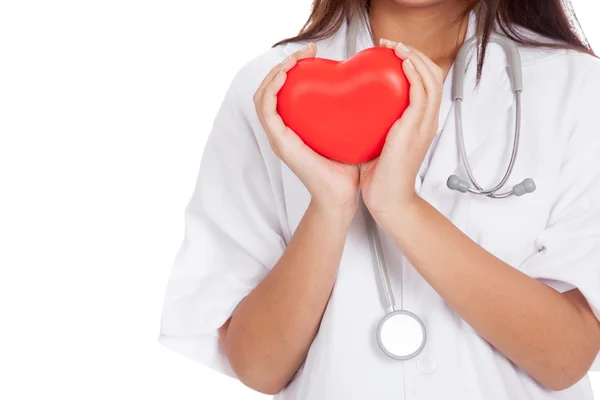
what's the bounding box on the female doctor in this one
[159,0,600,398]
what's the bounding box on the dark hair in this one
[272,0,595,81]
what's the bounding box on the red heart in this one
[277,47,410,164]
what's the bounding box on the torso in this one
[232,13,600,400]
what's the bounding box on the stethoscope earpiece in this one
[447,175,469,193]
[447,175,536,198]
[513,178,536,196]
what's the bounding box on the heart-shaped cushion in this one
[277,46,410,164]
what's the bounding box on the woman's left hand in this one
[359,39,444,221]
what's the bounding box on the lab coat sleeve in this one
[518,73,600,371]
[158,67,287,378]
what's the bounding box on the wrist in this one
[369,195,422,231]
[308,198,357,229]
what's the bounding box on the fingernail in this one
[404,59,414,70]
[396,41,410,53]
[280,54,292,65]
[380,38,396,47]
[300,42,314,52]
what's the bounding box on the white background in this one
[0,1,598,399]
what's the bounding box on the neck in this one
[368,0,470,76]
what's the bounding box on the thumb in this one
[359,157,378,178]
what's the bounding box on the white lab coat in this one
[159,11,600,399]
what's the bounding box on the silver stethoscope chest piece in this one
[377,310,427,360]
[362,191,426,361]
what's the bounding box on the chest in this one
[275,66,571,271]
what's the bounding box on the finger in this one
[259,69,313,161]
[260,70,289,141]
[384,58,426,150]
[394,45,440,97]
[380,39,444,128]
[254,43,317,103]
[379,37,397,49]
[402,49,443,130]
[254,43,317,148]
[391,44,442,131]
[380,38,441,135]
[407,47,444,85]
[263,43,316,90]
[379,38,443,85]
[401,58,427,123]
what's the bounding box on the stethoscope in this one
[345,16,537,360]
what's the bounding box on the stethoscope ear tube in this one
[449,33,534,198]
[452,33,523,101]
[360,193,396,313]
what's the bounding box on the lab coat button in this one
[417,356,437,374]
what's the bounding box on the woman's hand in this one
[359,39,444,220]
[254,43,360,220]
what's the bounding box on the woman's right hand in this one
[253,43,360,219]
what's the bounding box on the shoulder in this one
[511,25,600,79]
[510,26,600,105]
[509,27,600,151]
[224,44,289,105]
[227,25,346,105]
[211,32,341,148]
[520,46,600,106]
[219,31,344,126]
[519,44,600,81]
